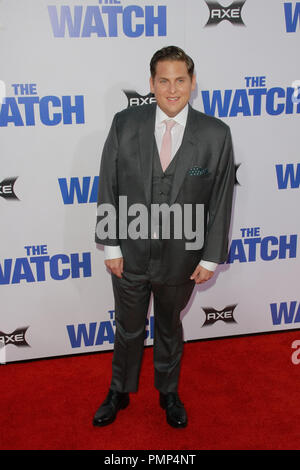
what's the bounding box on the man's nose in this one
[168,82,177,94]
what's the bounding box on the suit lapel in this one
[138,104,156,207]
[169,105,198,205]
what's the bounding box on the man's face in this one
[150,60,196,117]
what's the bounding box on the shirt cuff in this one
[104,247,216,271]
[199,260,218,272]
[104,245,123,260]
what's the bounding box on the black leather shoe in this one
[160,392,187,428]
[93,389,129,427]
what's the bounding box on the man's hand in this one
[105,257,124,278]
[190,265,214,284]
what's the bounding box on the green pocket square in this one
[188,167,209,176]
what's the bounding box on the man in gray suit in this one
[94,46,235,428]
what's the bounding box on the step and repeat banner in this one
[1,0,300,363]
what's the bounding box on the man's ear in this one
[149,76,155,94]
[191,74,196,91]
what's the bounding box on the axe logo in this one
[0,327,30,347]
[0,177,19,200]
[123,90,156,108]
[204,1,246,26]
[202,304,238,326]
[235,163,241,186]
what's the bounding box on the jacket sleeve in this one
[95,113,120,246]
[201,126,235,264]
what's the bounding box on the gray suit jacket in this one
[95,103,235,285]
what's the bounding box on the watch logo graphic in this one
[202,304,238,326]
[204,1,246,26]
[123,90,156,108]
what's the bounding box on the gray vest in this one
[149,143,181,263]
[151,143,178,205]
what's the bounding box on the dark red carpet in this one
[1,330,300,450]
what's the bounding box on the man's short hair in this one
[150,46,195,79]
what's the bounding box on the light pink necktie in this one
[159,119,176,172]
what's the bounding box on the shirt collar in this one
[155,103,189,128]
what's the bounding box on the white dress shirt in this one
[104,104,217,272]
